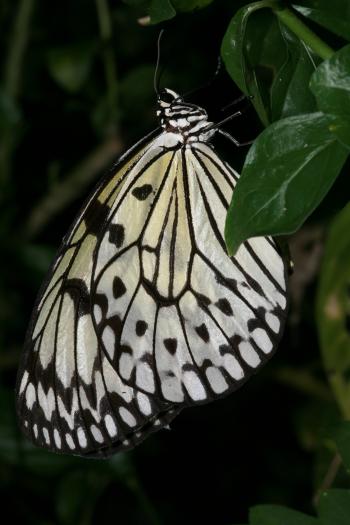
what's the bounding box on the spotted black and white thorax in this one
[16,85,288,458]
[156,88,215,145]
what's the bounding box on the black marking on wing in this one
[108,223,125,248]
[132,184,153,200]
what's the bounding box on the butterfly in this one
[16,87,288,457]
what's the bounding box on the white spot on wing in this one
[102,325,116,360]
[266,312,280,333]
[77,427,87,448]
[224,355,244,380]
[205,367,228,394]
[119,352,133,380]
[104,414,117,437]
[43,427,50,444]
[136,392,151,416]
[54,429,62,448]
[252,328,273,354]
[94,304,102,325]
[19,370,29,394]
[183,371,206,401]
[25,383,36,410]
[65,433,75,449]
[90,424,104,443]
[119,407,137,427]
[239,341,260,368]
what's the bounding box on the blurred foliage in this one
[1,0,350,524]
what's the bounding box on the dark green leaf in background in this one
[317,489,350,525]
[47,42,96,93]
[317,202,350,419]
[292,0,350,41]
[310,44,350,149]
[249,504,319,525]
[225,113,348,255]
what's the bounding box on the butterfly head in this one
[157,88,213,142]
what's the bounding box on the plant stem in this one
[273,5,334,60]
[313,453,342,507]
[95,0,119,131]
[273,366,331,401]
[0,0,35,188]
[3,0,35,98]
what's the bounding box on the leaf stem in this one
[272,5,335,60]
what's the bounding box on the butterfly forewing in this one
[16,133,180,457]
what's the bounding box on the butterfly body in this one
[17,89,287,457]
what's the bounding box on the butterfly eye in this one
[158,88,181,105]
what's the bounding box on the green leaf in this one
[328,422,350,472]
[149,0,213,21]
[292,1,350,41]
[221,0,284,126]
[316,202,350,418]
[310,44,350,149]
[149,0,176,23]
[318,489,350,525]
[244,10,287,124]
[47,42,96,93]
[225,113,348,255]
[271,24,318,120]
[222,5,318,126]
[221,1,281,126]
[172,0,213,11]
[250,504,318,525]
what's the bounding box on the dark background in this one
[0,1,348,524]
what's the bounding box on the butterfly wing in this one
[94,142,287,404]
[16,132,180,457]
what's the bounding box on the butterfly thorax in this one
[157,88,215,144]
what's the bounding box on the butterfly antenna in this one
[220,94,253,112]
[154,29,165,96]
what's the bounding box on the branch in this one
[24,134,123,239]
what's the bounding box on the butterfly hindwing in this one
[93,143,287,405]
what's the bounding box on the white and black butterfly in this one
[16,87,288,457]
